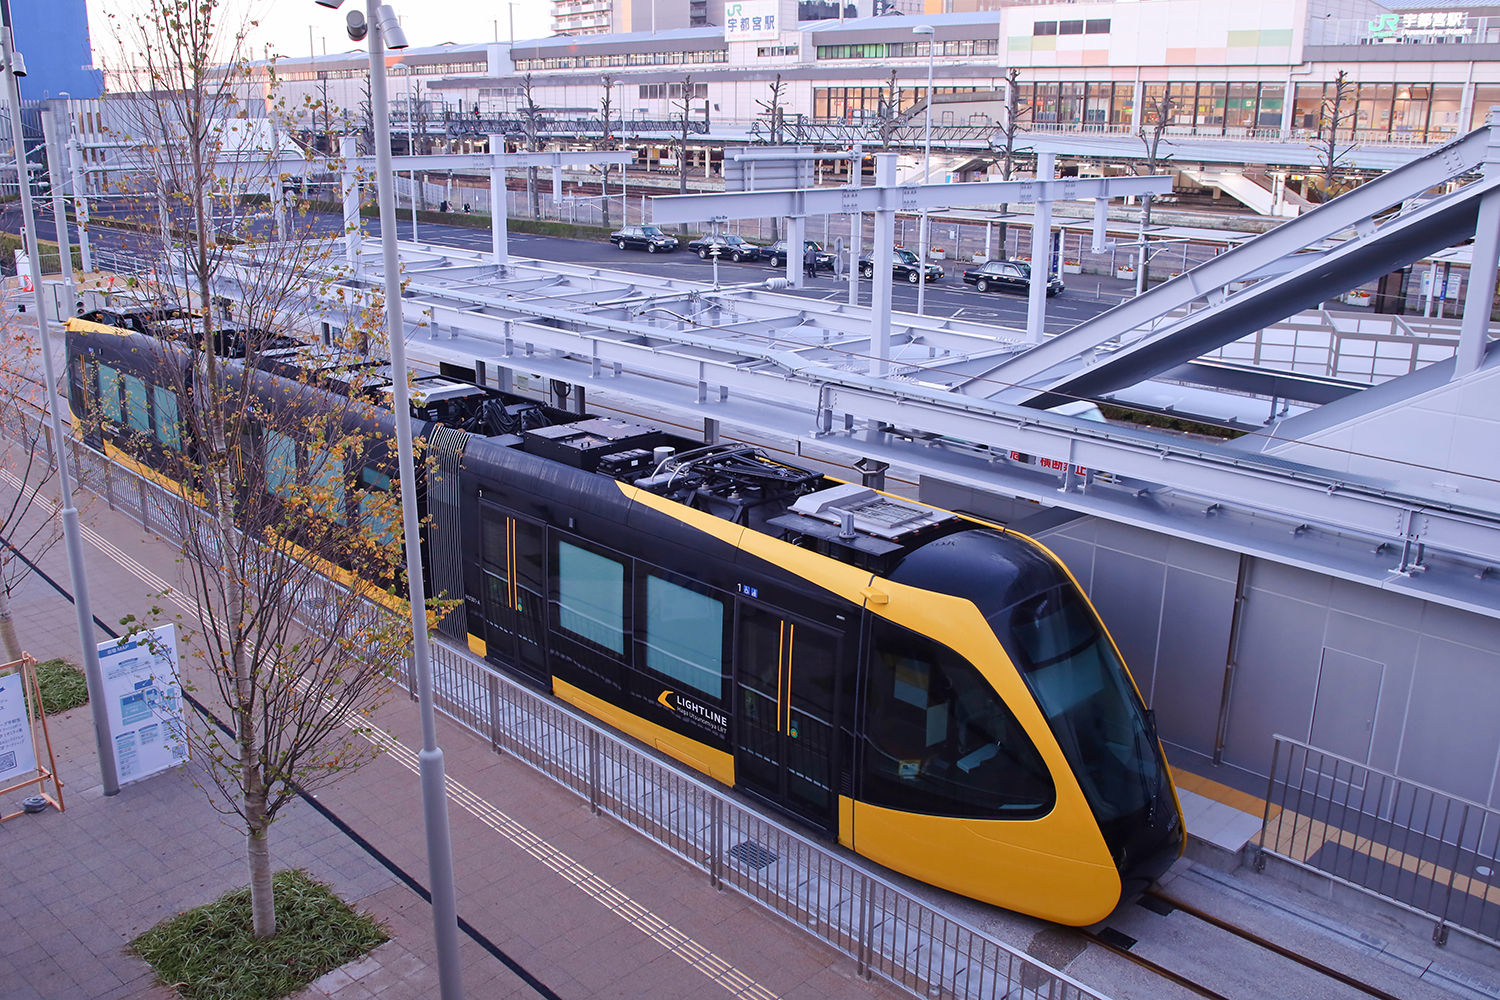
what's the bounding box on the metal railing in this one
[1256,735,1500,948]
[1199,311,1463,386]
[46,423,1113,1000]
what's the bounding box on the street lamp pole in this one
[914,24,935,317]
[319,1,464,996]
[0,0,118,796]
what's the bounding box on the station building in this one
[257,0,1500,162]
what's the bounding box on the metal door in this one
[1310,648,1385,764]
[734,601,839,827]
[479,503,547,681]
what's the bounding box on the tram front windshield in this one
[992,583,1161,824]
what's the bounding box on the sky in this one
[85,0,555,64]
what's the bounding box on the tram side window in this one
[152,386,181,451]
[642,574,725,700]
[309,449,347,522]
[359,468,397,544]
[556,540,626,654]
[122,374,151,435]
[861,618,1053,819]
[98,364,122,424]
[264,430,297,496]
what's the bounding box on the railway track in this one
[1082,888,1406,1000]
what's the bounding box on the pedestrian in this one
[803,245,817,280]
[440,199,449,213]
[463,202,471,213]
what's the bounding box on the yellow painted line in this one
[25,466,784,1000]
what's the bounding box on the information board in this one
[99,624,186,785]
[0,667,37,784]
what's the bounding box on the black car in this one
[611,225,679,253]
[962,259,1064,297]
[766,240,836,270]
[686,234,764,262]
[859,248,944,284]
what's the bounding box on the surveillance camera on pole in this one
[314,0,456,995]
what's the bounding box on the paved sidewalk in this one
[0,482,909,1000]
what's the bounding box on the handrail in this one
[1257,733,1500,948]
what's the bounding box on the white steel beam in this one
[976,125,1496,394]
[1457,109,1500,377]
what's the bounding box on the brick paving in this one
[0,483,909,1000]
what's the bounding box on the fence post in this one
[42,421,54,469]
[1255,737,1283,872]
[406,654,418,699]
[1434,803,1469,946]
[487,671,502,754]
[103,457,114,510]
[710,795,723,890]
[857,874,873,979]
[137,476,148,529]
[588,728,601,816]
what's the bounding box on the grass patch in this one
[33,658,88,716]
[133,869,388,1000]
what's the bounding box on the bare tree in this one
[674,75,696,235]
[992,68,1030,257]
[675,75,696,198]
[755,74,787,145]
[518,73,543,219]
[1316,70,1356,203]
[1134,90,1177,291]
[98,0,411,940]
[876,70,904,150]
[598,75,616,230]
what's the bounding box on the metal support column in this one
[787,214,805,289]
[871,153,896,376]
[362,2,464,995]
[1026,151,1055,345]
[1456,108,1500,378]
[40,102,76,309]
[1,10,116,795]
[488,133,508,266]
[339,137,363,279]
[66,119,91,275]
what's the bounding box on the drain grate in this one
[1137,894,1175,917]
[1095,927,1137,951]
[729,840,779,870]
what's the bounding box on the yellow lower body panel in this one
[467,633,487,658]
[853,801,1122,926]
[553,677,736,787]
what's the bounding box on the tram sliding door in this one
[735,601,839,829]
[479,503,547,682]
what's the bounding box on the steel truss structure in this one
[175,121,1500,624]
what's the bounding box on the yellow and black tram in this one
[65,310,1183,926]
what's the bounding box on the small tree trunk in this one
[246,789,276,938]
[0,586,21,663]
